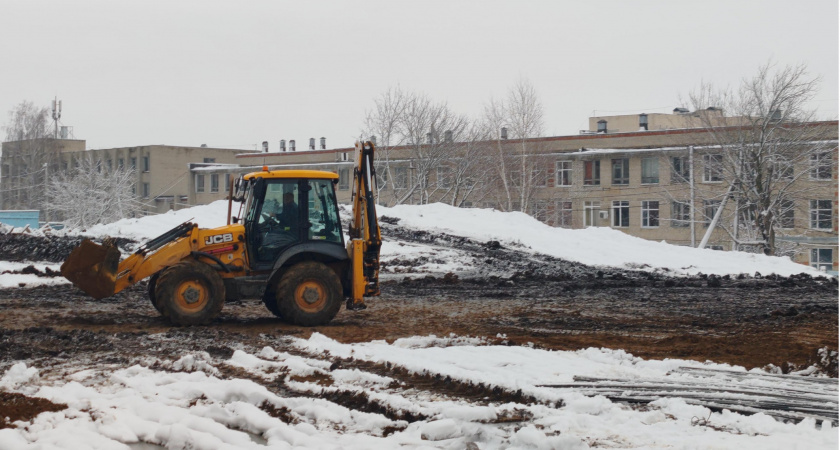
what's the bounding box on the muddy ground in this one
[0,228,838,428]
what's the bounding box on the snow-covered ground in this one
[1,334,836,449]
[80,200,820,277]
[0,261,67,288]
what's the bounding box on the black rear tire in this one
[155,261,225,326]
[148,272,165,315]
[272,261,342,326]
[262,288,283,319]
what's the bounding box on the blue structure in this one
[0,210,40,228]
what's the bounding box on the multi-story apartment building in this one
[189,118,838,273]
[0,139,252,216]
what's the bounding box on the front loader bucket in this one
[60,239,121,300]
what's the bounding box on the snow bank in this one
[74,200,819,276]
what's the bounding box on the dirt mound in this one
[0,233,135,263]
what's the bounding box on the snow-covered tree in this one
[688,61,837,255]
[45,153,142,229]
[2,101,54,211]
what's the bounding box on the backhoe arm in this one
[61,222,198,299]
[346,141,381,309]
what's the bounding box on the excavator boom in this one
[346,141,381,309]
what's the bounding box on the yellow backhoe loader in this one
[60,141,381,326]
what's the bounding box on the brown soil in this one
[0,272,836,374]
[0,392,67,429]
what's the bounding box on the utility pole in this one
[689,146,696,247]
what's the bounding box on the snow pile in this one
[0,334,835,449]
[69,200,820,277]
[379,203,821,277]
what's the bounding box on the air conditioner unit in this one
[599,211,610,220]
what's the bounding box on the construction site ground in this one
[0,229,837,432]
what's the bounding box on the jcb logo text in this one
[204,233,233,245]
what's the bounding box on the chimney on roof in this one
[262,141,269,152]
[444,130,453,143]
[280,140,286,152]
[426,132,433,144]
[309,138,315,150]
[500,127,508,140]
[320,137,326,150]
[289,140,296,151]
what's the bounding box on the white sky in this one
[1,0,837,150]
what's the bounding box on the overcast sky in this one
[1,0,837,150]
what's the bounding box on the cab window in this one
[308,180,342,244]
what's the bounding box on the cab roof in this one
[243,169,339,181]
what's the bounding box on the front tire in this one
[155,261,225,326]
[272,261,342,326]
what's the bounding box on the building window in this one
[203,157,216,164]
[779,199,795,229]
[641,201,659,228]
[597,120,607,133]
[671,201,690,227]
[210,174,219,193]
[556,200,572,228]
[775,159,794,180]
[584,201,601,227]
[810,152,832,180]
[224,174,231,192]
[131,185,136,196]
[639,114,648,131]
[118,158,124,170]
[811,248,833,272]
[555,161,571,186]
[130,157,137,170]
[143,183,150,198]
[704,200,722,227]
[641,157,659,184]
[810,200,832,229]
[393,166,408,189]
[583,160,600,186]
[531,200,548,222]
[196,174,205,193]
[532,169,547,188]
[106,159,112,171]
[612,158,629,185]
[338,168,350,190]
[612,201,630,227]
[437,166,453,188]
[703,154,723,182]
[142,155,150,172]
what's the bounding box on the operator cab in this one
[233,169,343,271]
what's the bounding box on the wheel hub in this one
[183,286,201,304]
[302,286,321,304]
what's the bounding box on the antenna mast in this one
[51,97,62,138]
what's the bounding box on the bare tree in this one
[45,153,142,229]
[482,78,547,212]
[363,87,484,207]
[688,61,836,255]
[2,101,53,212]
